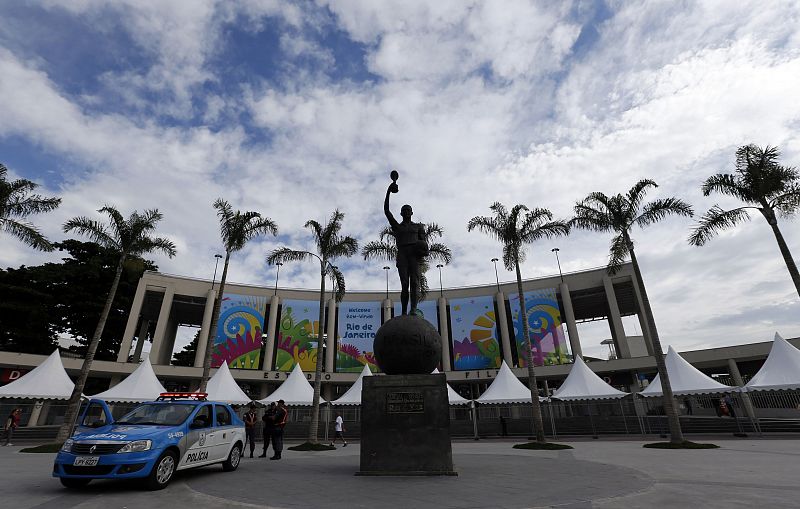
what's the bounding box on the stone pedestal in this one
[357,373,456,476]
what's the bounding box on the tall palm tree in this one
[468,203,569,443]
[361,222,453,302]
[0,163,61,251]
[571,180,693,444]
[689,144,800,297]
[199,199,278,391]
[57,206,176,441]
[268,209,357,444]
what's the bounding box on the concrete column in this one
[438,296,451,371]
[325,299,336,372]
[194,289,217,368]
[117,279,147,362]
[160,318,179,365]
[630,274,655,356]
[382,298,392,323]
[727,358,757,421]
[109,375,122,389]
[558,282,582,359]
[148,286,175,366]
[603,276,631,359]
[263,295,280,371]
[26,400,44,427]
[495,291,514,366]
[133,319,150,363]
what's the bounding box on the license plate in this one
[73,456,99,466]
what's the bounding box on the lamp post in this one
[491,257,500,292]
[274,261,283,295]
[383,266,390,299]
[436,264,444,297]
[211,254,223,289]
[551,247,564,282]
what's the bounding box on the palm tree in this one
[268,209,357,444]
[689,144,800,297]
[571,180,693,444]
[199,199,278,391]
[468,203,569,443]
[57,206,176,441]
[0,163,61,251]
[361,222,453,302]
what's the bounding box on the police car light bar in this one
[157,392,208,401]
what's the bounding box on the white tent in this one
[331,364,372,405]
[743,333,800,392]
[258,363,326,406]
[432,368,471,405]
[0,350,75,400]
[205,362,252,405]
[551,356,628,401]
[640,345,732,397]
[477,361,546,404]
[90,357,166,403]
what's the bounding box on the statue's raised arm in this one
[384,182,399,228]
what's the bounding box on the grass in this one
[287,441,336,451]
[513,441,574,450]
[20,443,64,453]
[643,441,719,449]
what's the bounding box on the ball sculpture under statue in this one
[373,315,442,375]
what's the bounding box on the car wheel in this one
[222,442,242,472]
[60,478,91,489]
[144,450,177,490]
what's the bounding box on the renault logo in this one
[89,445,97,454]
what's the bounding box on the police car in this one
[53,393,246,490]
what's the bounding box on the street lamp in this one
[491,258,500,292]
[436,264,444,297]
[211,254,223,289]
[551,248,564,282]
[273,262,283,295]
[383,266,390,299]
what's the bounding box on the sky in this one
[1,0,799,360]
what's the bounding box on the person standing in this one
[270,400,288,460]
[724,393,737,419]
[4,408,21,446]
[259,402,276,458]
[243,404,258,458]
[331,413,347,447]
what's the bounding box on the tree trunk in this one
[767,219,800,298]
[516,261,546,443]
[199,251,230,392]
[307,261,327,443]
[57,255,126,441]
[627,240,684,443]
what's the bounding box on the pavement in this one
[2,439,799,508]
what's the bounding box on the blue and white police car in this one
[53,393,246,490]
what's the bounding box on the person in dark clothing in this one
[724,393,737,419]
[683,397,693,416]
[270,400,288,460]
[243,404,258,458]
[499,415,508,437]
[4,408,21,446]
[259,402,277,458]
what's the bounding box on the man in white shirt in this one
[331,413,347,447]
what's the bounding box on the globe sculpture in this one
[373,315,442,375]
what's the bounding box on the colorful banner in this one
[449,295,501,370]
[212,294,266,369]
[393,299,439,329]
[275,299,322,371]
[336,301,381,373]
[508,288,569,367]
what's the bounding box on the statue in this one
[384,170,428,315]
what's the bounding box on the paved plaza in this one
[2,439,799,509]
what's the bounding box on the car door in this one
[212,404,234,461]
[74,399,114,435]
[179,404,215,468]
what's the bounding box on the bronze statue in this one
[384,171,427,315]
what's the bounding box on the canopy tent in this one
[476,361,546,404]
[551,356,628,401]
[258,363,326,406]
[90,357,166,403]
[742,333,800,392]
[432,368,471,405]
[205,361,253,405]
[331,364,372,406]
[640,345,732,397]
[0,350,75,400]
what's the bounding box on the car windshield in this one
[116,404,194,426]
